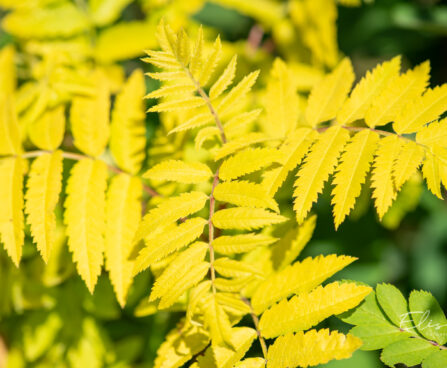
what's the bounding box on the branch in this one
[242,297,268,360]
[184,68,227,144]
[18,150,160,197]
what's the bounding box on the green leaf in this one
[376,283,409,327]
[423,350,447,368]
[340,292,389,326]
[380,338,439,367]
[409,290,447,344]
[350,322,410,351]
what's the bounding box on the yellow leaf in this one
[0,94,21,155]
[215,276,255,293]
[148,96,206,113]
[212,207,287,230]
[150,242,209,309]
[187,280,211,322]
[105,174,142,308]
[195,126,221,150]
[3,3,89,38]
[214,180,279,212]
[189,26,205,80]
[214,133,272,161]
[422,151,442,199]
[259,282,371,338]
[394,84,447,134]
[169,112,214,134]
[267,329,362,368]
[416,118,447,147]
[144,160,212,184]
[64,159,107,293]
[393,140,425,190]
[305,58,354,127]
[70,70,110,157]
[217,71,259,115]
[263,128,316,197]
[215,292,251,315]
[175,29,191,66]
[29,105,65,151]
[144,83,195,99]
[365,61,430,128]
[294,126,350,223]
[0,45,16,94]
[252,254,356,314]
[210,55,237,99]
[196,327,257,367]
[225,109,262,138]
[337,56,401,125]
[214,257,262,278]
[371,135,402,219]
[331,130,379,228]
[271,215,317,270]
[264,58,300,138]
[203,294,234,348]
[0,157,24,266]
[110,69,147,174]
[25,151,63,263]
[95,21,157,63]
[213,233,277,255]
[146,71,186,82]
[154,322,209,368]
[134,191,208,242]
[198,36,222,87]
[89,0,133,27]
[133,219,207,275]
[219,147,283,181]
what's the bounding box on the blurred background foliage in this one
[0,0,446,367]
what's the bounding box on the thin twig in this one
[18,150,160,197]
[317,124,438,154]
[184,68,227,144]
[242,297,268,360]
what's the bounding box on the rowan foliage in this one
[0,0,446,367]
